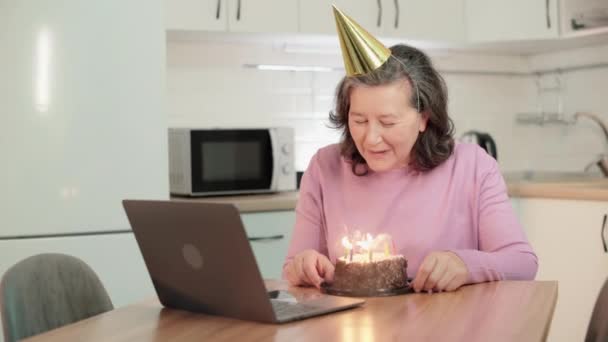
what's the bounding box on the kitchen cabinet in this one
[299,0,465,42]
[228,0,298,33]
[465,0,560,41]
[383,0,466,42]
[299,0,383,36]
[242,210,296,279]
[164,0,298,33]
[514,197,608,342]
[165,0,227,31]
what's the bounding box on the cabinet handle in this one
[237,0,241,21]
[393,0,399,28]
[249,234,285,242]
[377,0,382,27]
[545,0,551,28]
[602,214,607,253]
[216,0,221,20]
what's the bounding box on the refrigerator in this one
[0,0,168,330]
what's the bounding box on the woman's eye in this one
[381,122,396,127]
[354,120,368,124]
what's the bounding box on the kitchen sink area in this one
[504,170,608,201]
[504,170,607,183]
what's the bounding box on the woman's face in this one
[348,79,428,172]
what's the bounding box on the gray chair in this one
[586,277,608,342]
[0,253,113,342]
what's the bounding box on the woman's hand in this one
[283,250,335,288]
[412,251,469,293]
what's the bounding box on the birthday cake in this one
[331,253,408,294]
[323,233,409,296]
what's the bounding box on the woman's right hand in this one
[283,250,335,288]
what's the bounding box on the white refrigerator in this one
[0,0,167,327]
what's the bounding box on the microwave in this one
[169,127,296,196]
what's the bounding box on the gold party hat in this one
[333,5,391,77]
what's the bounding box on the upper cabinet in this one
[165,0,227,31]
[299,0,382,36]
[165,0,298,33]
[465,0,560,42]
[299,0,466,42]
[165,0,607,46]
[384,0,466,42]
[228,0,298,33]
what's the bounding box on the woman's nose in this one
[364,123,382,145]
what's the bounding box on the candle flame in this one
[341,236,353,249]
[356,233,373,251]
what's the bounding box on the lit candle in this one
[384,242,390,256]
[341,236,353,262]
[355,233,374,263]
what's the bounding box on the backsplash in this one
[167,39,608,173]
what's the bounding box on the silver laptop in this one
[122,200,365,323]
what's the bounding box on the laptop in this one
[122,200,365,323]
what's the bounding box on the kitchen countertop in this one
[171,191,299,213]
[173,172,608,213]
[505,175,608,201]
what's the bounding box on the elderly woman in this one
[282,42,538,293]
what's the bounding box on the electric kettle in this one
[460,131,498,160]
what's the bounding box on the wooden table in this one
[24,280,558,342]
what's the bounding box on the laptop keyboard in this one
[271,300,320,318]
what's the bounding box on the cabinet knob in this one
[282,164,292,175]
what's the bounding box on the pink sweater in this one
[284,143,538,284]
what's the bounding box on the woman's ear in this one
[419,112,430,132]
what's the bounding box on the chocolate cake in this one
[331,253,408,295]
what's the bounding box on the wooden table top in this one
[24,280,558,342]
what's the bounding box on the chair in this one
[586,277,608,342]
[0,253,113,342]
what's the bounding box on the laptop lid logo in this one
[182,244,204,270]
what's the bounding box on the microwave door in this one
[191,130,273,195]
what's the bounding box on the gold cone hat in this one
[333,5,391,77]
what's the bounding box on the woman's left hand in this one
[412,251,469,293]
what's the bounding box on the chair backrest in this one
[0,253,113,342]
[586,277,608,342]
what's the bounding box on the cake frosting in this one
[331,252,408,294]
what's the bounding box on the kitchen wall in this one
[527,44,608,172]
[167,37,608,173]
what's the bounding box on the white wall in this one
[166,39,608,174]
[526,44,608,171]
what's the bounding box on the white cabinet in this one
[514,198,608,342]
[299,0,465,42]
[299,0,383,36]
[165,0,227,31]
[384,0,466,42]
[165,0,298,33]
[465,0,560,41]
[228,0,298,33]
[242,211,296,279]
